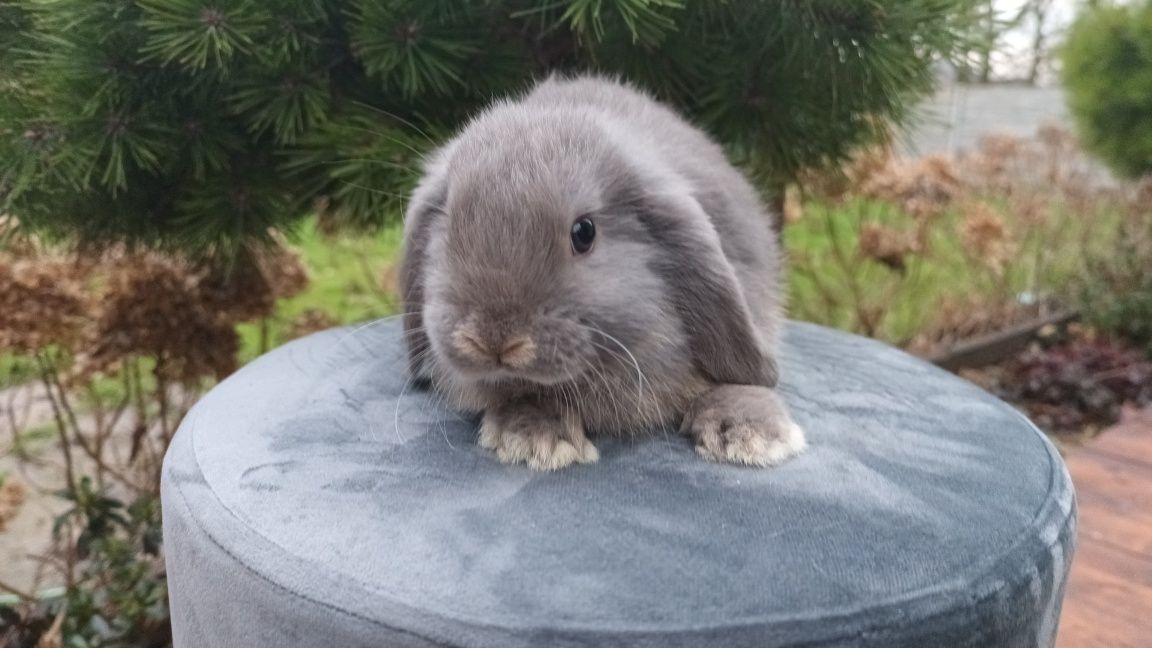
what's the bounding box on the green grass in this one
[8,420,58,455]
[235,219,405,360]
[785,197,1122,345]
[0,355,36,390]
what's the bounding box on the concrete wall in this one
[898,83,1071,158]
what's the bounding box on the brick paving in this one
[1057,407,1152,648]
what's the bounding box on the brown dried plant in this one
[197,244,309,324]
[1,235,310,497]
[0,476,26,532]
[856,154,960,220]
[857,222,922,273]
[0,255,88,354]
[793,124,1127,353]
[958,125,1106,213]
[289,308,339,339]
[0,233,312,632]
[959,201,1016,275]
[77,254,241,385]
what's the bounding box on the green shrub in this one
[1080,207,1152,353]
[0,0,976,250]
[1063,1,1152,178]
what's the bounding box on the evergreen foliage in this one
[1,0,974,251]
[1063,1,1152,179]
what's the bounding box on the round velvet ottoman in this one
[161,321,1076,648]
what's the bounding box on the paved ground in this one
[1,384,78,593]
[1057,406,1152,648]
[1,383,146,594]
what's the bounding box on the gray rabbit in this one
[400,76,805,470]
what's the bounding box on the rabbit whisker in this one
[332,313,419,350]
[349,101,438,145]
[389,344,435,446]
[579,326,670,449]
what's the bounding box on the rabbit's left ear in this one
[639,193,778,388]
[398,178,447,383]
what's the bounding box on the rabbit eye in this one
[570,216,596,254]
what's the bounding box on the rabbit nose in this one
[452,329,536,368]
[497,335,536,368]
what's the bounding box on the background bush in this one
[1063,0,1152,178]
[0,0,976,250]
[1063,2,1152,352]
[1078,192,1152,354]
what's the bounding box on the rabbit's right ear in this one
[399,173,447,382]
[637,191,778,388]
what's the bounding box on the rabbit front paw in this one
[479,402,598,471]
[683,385,806,467]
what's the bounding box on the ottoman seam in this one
[813,408,1070,640]
[842,493,1076,646]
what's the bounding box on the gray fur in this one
[399,76,805,469]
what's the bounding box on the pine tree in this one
[1,0,976,252]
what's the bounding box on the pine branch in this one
[137,0,263,71]
[1,0,980,248]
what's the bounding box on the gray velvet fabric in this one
[161,321,1076,648]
